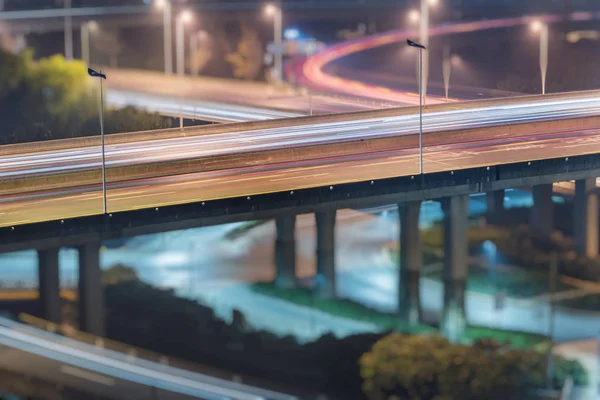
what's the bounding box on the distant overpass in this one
[101,68,377,123]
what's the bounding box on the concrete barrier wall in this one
[3,115,599,197]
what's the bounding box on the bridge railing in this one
[17,312,243,383]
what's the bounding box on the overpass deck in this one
[2,90,600,248]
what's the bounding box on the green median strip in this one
[251,282,435,334]
[250,282,547,348]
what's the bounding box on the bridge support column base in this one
[398,201,422,324]
[440,278,467,344]
[38,248,61,324]
[78,242,105,336]
[315,211,336,299]
[275,216,297,289]
[486,189,505,214]
[530,184,554,235]
[441,195,469,342]
[574,178,598,257]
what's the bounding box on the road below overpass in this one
[103,68,384,123]
[0,317,298,400]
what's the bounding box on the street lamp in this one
[408,9,420,24]
[87,68,108,214]
[264,2,283,87]
[531,19,549,95]
[81,21,98,66]
[442,47,462,102]
[442,46,451,102]
[176,10,193,128]
[407,39,426,176]
[409,0,438,105]
[57,0,73,60]
[155,0,173,75]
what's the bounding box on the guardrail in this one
[18,313,246,384]
[17,313,308,399]
[3,114,600,197]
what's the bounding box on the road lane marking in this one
[78,191,151,201]
[220,173,289,184]
[3,220,31,225]
[115,191,178,201]
[60,365,116,386]
[270,173,330,182]
[107,191,149,198]
[168,178,221,187]
[350,159,416,168]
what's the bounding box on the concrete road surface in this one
[4,93,600,180]
[2,119,600,227]
[104,68,381,120]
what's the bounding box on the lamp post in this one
[190,30,208,76]
[408,0,438,105]
[407,39,426,176]
[81,21,98,66]
[190,32,198,75]
[59,0,73,60]
[531,20,549,95]
[87,68,108,214]
[547,251,558,388]
[155,0,173,75]
[176,10,192,129]
[442,46,451,102]
[264,2,283,87]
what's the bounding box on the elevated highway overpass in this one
[3,87,600,358]
[2,89,600,231]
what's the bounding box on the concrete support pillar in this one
[573,178,598,257]
[530,183,554,235]
[315,210,336,299]
[274,216,296,289]
[78,243,105,336]
[440,195,469,343]
[486,189,505,214]
[37,248,61,324]
[398,201,422,324]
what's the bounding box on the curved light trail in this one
[301,12,600,104]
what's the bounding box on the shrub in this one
[0,49,171,145]
[422,222,600,283]
[360,334,586,400]
[421,225,508,252]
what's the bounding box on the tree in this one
[225,23,263,80]
[103,264,138,286]
[0,46,27,97]
[359,333,582,400]
[0,49,171,145]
